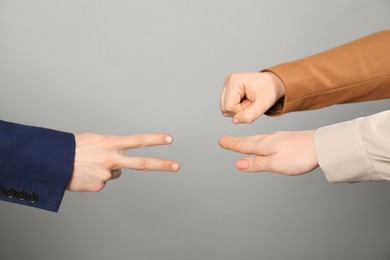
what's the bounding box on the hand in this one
[67,133,180,192]
[219,131,319,175]
[220,72,285,124]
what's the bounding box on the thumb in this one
[232,100,269,124]
[235,156,274,172]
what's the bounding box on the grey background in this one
[0,0,389,259]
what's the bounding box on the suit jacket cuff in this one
[0,120,75,212]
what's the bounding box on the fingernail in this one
[165,136,173,144]
[236,160,249,169]
[171,163,180,171]
[232,118,240,124]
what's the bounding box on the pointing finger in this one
[115,134,174,150]
[118,156,180,172]
[219,136,260,155]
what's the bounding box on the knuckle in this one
[91,182,105,192]
[253,157,262,170]
[101,171,113,181]
[106,136,121,149]
[239,113,255,123]
[227,72,239,81]
[225,72,243,86]
[135,159,148,171]
[225,73,234,81]
[132,135,146,148]
[224,104,236,112]
[103,155,119,169]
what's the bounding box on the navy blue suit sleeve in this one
[0,120,75,212]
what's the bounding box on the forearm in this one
[264,30,390,115]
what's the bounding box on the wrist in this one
[264,71,286,100]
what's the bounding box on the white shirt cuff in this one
[314,117,381,183]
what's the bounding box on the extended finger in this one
[115,134,174,150]
[118,156,180,172]
[218,136,261,155]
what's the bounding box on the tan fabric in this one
[263,30,390,116]
[315,110,390,183]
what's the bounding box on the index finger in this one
[115,134,174,150]
[219,135,264,155]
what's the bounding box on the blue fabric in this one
[0,120,75,212]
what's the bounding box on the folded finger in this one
[235,156,273,172]
[220,85,227,114]
[110,169,122,180]
[232,99,264,124]
[223,81,244,115]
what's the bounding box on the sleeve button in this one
[5,188,16,198]
[16,190,28,201]
[27,192,39,203]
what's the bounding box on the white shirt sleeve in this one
[315,110,390,183]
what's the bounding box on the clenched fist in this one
[220,72,285,123]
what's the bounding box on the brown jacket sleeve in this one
[263,30,390,116]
